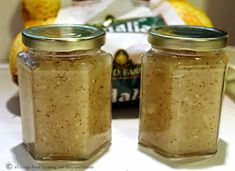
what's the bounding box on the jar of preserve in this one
[139,25,229,158]
[17,25,112,161]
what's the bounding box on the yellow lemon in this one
[9,33,27,84]
[22,0,60,21]
[169,0,213,27]
[24,17,55,28]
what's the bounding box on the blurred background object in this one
[0,0,24,63]
[207,0,235,46]
[190,0,235,46]
[22,0,60,21]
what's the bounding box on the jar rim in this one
[22,24,106,52]
[148,25,228,51]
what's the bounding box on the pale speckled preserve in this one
[139,25,229,158]
[17,25,112,161]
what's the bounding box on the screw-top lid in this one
[22,24,106,52]
[148,25,229,51]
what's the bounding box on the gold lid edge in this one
[22,24,106,51]
[148,25,229,51]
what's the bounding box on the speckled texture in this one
[139,49,228,157]
[18,49,112,160]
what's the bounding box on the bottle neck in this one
[28,48,101,58]
[151,46,224,57]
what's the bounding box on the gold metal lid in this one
[22,24,106,52]
[148,25,229,51]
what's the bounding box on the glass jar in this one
[139,25,229,158]
[17,25,112,161]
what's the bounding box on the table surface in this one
[0,64,235,171]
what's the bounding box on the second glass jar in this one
[139,25,229,158]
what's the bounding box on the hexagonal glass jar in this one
[17,25,112,161]
[139,26,229,158]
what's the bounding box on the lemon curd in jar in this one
[139,26,229,158]
[17,25,112,161]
